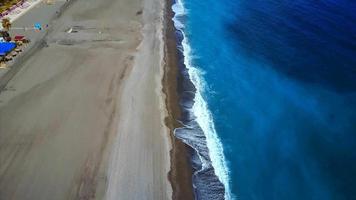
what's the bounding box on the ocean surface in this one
[172,0,356,199]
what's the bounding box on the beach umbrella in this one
[1,18,11,31]
[34,22,42,31]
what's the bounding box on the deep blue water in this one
[173,0,356,199]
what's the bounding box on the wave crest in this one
[172,0,232,199]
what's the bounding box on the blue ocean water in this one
[172,0,356,199]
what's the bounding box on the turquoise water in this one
[172,0,356,199]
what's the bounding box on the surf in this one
[172,0,232,199]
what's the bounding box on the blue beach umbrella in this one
[34,23,42,30]
[0,42,16,56]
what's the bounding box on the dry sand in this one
[0,0,172,199]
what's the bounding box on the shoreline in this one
[169,0,229,199]
[163,0,195,199]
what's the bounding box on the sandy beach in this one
[0,0,175,199]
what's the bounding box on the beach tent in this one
[0,42,16,56]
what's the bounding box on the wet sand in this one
[163,0,194,199]
[0,0,172,199]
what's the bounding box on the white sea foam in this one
[172,0,232,199]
